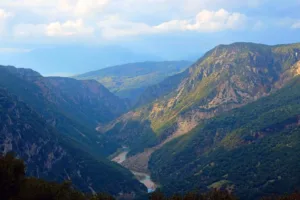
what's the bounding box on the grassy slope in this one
[149,76,300,199]
[75,61,192,101]
[102,43,300,155]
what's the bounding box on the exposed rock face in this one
[149,77,300,200]
[101,42,300,160]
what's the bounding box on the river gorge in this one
[111,148,157,193]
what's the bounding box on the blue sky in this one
[0,0,300,75]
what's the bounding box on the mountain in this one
[0,88,146,196]
[0,45,163,76]
[75,61,192,102]
[0,65,130,156]
[149,76,300,199]
[100,42,300,156]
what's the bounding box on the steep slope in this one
[75,61,192,102]
[0,66,128,156]
[149,76,300,200]
[0,88,146,196]
[100,43,300,156]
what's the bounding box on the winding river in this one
[111,149,157,193]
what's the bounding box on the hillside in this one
[0,66,129,156]
[149,76,300,199]
[0,88,146,196]
[100,43,300,156]
[75,61,192,102]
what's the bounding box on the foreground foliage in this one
[0,153,116,200]
[1,153,299,200]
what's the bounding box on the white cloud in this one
[158,9,247,32]
[98,9,248,39]
[292,21,300,29]
[13,19,94,38]
[0,8,13,19]
[0,0,299,43]
[0,0,109,18]
[13,24,46,37]
[276,18,300,29]
[46,19,94,37]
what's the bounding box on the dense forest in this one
[1,153,299,200]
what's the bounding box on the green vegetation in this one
[0,66,127,156]
[149,77,300,200]
[75,61,192,103]
[103,42,300,157]
[1,153,299,200]
[0,81,146,195]
[0,153,116,200]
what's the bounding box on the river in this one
[111,149,157,193]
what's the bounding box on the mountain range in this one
[0,66,146,197]
[0,42,300,199]
[98,42,300,199]
[74,61,192,103]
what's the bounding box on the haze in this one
[0,0,300,75]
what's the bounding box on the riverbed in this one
[111,149,157,193]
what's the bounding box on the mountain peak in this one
[1,65,42,81]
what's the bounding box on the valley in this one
[99,42,300,199]
[1,42,300,200]
[111,149,157,193]
[2,1,300,199]
[75,61,192,103]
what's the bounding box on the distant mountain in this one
[75,61,192,103]
[0,45,163,75]
[0,88,146,196]
[149,76,300,199]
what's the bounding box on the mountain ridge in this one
[149,76,300,199]
[0,88,146,196]
[75,61,192,103]
[99,42,300,172]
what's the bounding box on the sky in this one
[0,0,300,75]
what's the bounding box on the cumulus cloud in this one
[46,19,94,36]
[98,9,248,39]
[158,9,247,32]
[0,0,299,43]
[13,19,93,38]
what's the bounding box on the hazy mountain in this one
[0,88,146,196]
[75,61,192,103]
[0,45,163,76]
